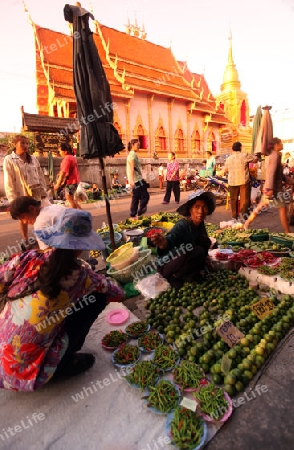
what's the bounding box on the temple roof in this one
[32,22,228,124]
[21,108,79,133]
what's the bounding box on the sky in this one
[1,0,294,132]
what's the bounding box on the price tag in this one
[250,298,275,319]
[221,354,232,375]
[216,320,244,348]
[180,397,197,412]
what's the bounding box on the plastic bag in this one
[74,182,88,202]
[251,186,261,202]
[134,273,170,299]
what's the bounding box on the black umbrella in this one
[64,3,125,249]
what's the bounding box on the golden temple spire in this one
[221,30,241,92]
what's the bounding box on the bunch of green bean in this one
[193,382,228,420]
[146,380,180,413]
[125,361,158,390]
[170,406,204,450]
[173,361,204,390]
[152,345,179,370]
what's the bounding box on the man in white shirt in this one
[224,141,257,220]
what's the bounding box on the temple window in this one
[191,129,201,156]
[158,127,166,150]
[211,132,217,154]
[137,124,148,149]
[174,128,185,154]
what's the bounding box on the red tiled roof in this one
[33,23,228,121]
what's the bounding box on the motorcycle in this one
[205,175,229,205]
[180,171,197,191]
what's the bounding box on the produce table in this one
[0,302,224,450]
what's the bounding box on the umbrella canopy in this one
[64,3,125,250]
[251,105,262,153]
[64,4,124,159]
[254,105,273,156]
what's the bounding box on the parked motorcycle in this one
[180,170,197,191]
[206,175,229,205]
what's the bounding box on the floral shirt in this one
[0,249,123,391]
[166,160,180,181]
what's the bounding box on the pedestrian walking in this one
[158,164,164,189]
[244,137,294,233]
[224,141,257,220]
[54,143,81,209]
[3,134,49,248]
[162,152,180,204]
[126,139,150,218]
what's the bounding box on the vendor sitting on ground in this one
[0,209,124,391]
[91,183,102,200]
[151,190,216,288]
[111,172,124,190]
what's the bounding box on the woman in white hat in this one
[0,209,124,391]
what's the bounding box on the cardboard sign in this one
[180,397,197,412]
[217,320,244,348]
[250,298,275,319]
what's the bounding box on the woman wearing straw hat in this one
[0,209,124,391]
[151,190,216,288]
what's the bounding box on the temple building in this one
[25,5,252,159]
[215,32,252,154]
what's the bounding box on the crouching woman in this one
[151,191,216,288]
[0,209,124,391]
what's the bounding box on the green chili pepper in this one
[125,361,158,390]
[193,382,228,420]
[145,380,180,413]
[170,406,204,450]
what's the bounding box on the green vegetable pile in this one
[125,361,159,390]
[144,380,180,413]
[125,321,149,338]
[138,330,162,352]
[193,382,228,421]
[152,345,179,371]
[172,361,205,390]
[102,330,128,348]
[169,406,204,450]
[113,344,140,365]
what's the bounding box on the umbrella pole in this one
[99,157,116,251]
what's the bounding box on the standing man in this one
[126,139,150,218]
[224,141,257,220]
[162,152,180,204]
[158,164,164,189]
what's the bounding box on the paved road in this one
[0,188,286,256]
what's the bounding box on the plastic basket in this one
[250,233,269,242]
[106,249,152,284]
[270,235,294,250]
[98,231,122,246]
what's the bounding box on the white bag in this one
[74,182,88,202]
[251,186,261,202]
